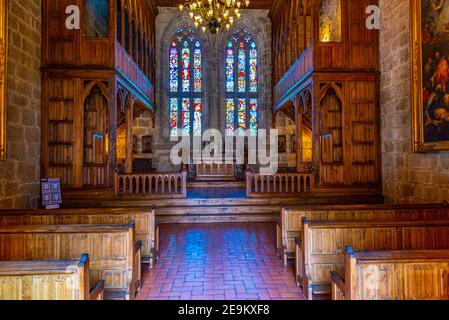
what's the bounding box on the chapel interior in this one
[0,0,448,301]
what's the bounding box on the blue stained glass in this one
[226,98,235,135]
[170,98,178,137]
[249,42,258,93]
[237,98,246,135]
[193,42,202,93]
[249,98,258,135]
[226,42,235,93]
[169,41,178,92]
[193,98,202,136]
[182,98,190,135]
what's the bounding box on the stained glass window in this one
[226,42,235,93]
[182,98,190,135]
[169,28,203,137]
[225,29,258,136]
[249,99,258,135]
[193,41,202,93]
[237,98,247,135]
[193,99,202,136]
[170,98,179,137]
[226,99,235,135]
[182,41,191,93]
[249,42,258,93]
[170,41,179,93]
[237,43,246,93]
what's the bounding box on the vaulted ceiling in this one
[156,0,273,9]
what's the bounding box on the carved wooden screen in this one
[83,86,109,186]
[0,0,7,160]
[321,88,343,163]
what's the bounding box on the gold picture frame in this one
[411,0,449,152]
[0,0,7,160]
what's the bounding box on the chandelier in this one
[179,0,250,34]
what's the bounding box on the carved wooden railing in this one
[115,171,187,198]
[246,171,314,198]
[274,47,313,106]
[115,42,154,100]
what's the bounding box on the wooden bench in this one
[0,254,105,300]
[296,219,449,300]
[0,222,141,300]
[0,207,159,267]
[277,203,449,265]
[331,247,449,300]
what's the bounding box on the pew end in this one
[331,272,346,301]
[90,280,105,300]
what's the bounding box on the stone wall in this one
[0,0,41,208]
[379,0,449,203]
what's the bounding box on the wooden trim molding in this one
[0,0,7,161]
[410,0,449,152]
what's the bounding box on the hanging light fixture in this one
[179,0,250,34]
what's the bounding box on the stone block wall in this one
[379,0,449,203]
[0,0,41,208]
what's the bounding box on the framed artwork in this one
[411,0,449,152]
[0,0,7,161]
[278,135,287,153]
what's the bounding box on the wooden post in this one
[294,95,303,173]
[125,95,135,174]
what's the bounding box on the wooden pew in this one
[277,203,448,265]
[297,219,449,300]
[331,247,449,300]
[0,207,159,267]
[0,222,141,300]
[0,254,105,300]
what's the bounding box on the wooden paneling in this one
[298,219,449,300]
[0,255,104,300]
[0,223,141,300]
[42,1,157,192]
[277,203,449,265]
[0,207,158,267]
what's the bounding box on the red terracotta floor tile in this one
[137,223,305,301]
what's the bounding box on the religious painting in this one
[411,0,449,152]
[0,0,7,161]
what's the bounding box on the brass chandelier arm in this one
[179,0,250,33]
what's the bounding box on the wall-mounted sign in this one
[41,178,63,209]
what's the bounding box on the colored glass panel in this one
[226,42,235,93]
[238,43,246,93]
[249,98,258,135]
[182,41,191,92]
[193,98,202,136]
[193,41,202,93]
[170,41,178,93]
[249,42,258,93]
[237,98,246,135]
[226,98,235,135]
[169,98,178,136]
[182,98,190,135]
